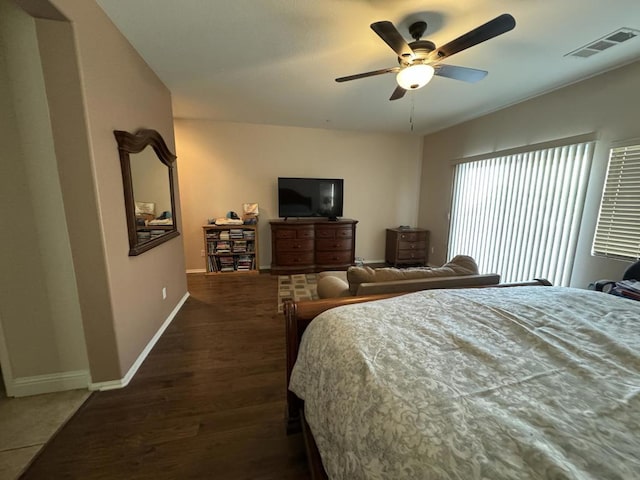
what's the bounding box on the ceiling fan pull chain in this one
[410,96,415,132]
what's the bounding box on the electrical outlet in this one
[431,247,435,254]
[162,287,167,300]
[200,249,205,257]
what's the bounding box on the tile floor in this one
[0,380,90,479]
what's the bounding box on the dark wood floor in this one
[21,273,310,480]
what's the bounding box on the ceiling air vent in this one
[565,27,639,58]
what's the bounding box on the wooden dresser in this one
[385,227,429,267]
[270,219,357,275]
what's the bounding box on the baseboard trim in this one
[89,291,190,391]
[9,369,91,397]
[186,268,206,273]
[364,259,386,266]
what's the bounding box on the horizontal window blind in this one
[592,143,640,260]
[448,141,594,286]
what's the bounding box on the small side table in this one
[385,228,429,267]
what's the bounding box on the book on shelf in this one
[236,254,255,271]
[229,229,244,239]
[218,256,235,272]
[232,240,247,253]
[215,241,231,253]
[207,255,218,272]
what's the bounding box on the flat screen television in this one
[278,177,344,219]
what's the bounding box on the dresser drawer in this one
[316,227,353,239]
[399,240,426,251]
[335,228,353,239]
[316,238,353,251]
[276,252,315,266]
[275,228,314,239]
[315,228,335,239]
[397,231,426,242]
[397,250,426,261]
[315,250,352,265]
[276,239,314,252]
[275,229,295,239]
[296,228,315,239]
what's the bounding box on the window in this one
[592,143,640,260]
[448,140,594,286]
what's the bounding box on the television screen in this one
[278,177,344,219]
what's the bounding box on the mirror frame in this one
[114,128,180,256]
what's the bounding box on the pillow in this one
[346,266,376,295]
[442,255,479,275]
[317,275,351,298]
[346,255,479,295]
[135,201,155,216]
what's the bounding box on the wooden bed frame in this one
[284,279,552,480]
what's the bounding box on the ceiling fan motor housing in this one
[399,40,436,67]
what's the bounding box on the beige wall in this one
[0,0,88,393]
[175,119,424,271]
[1,0,188,392]
[46,0,188,381]
[418,60,640,288]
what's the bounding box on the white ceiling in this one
[96,0,640,135]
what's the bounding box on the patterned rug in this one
[278,274,318,313]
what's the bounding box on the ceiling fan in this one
[336,13,516,101]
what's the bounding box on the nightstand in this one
[385,228,429,267]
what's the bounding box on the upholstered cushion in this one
[346,255,479,295]
[316,273,351,298]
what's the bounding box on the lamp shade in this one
[396,64,435,90]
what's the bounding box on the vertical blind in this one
[448,141,594,286]
[592,143,640,260]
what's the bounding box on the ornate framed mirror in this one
[114,129,180,256]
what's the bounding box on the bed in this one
[285,281,640,480]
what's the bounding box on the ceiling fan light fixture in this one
[396,64,435,90]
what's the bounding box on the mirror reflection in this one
[130,146,174,244]
[115,128,179,256]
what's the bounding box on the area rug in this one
[278,274,318,313]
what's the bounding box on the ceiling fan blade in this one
[335,67,400,83]
[433,13,516,60]
[434,64,488,83]
[370,21,415,59]
[389,85,406,101]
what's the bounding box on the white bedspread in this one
[289,286,640,479]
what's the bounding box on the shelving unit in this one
[203,224,259,274]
